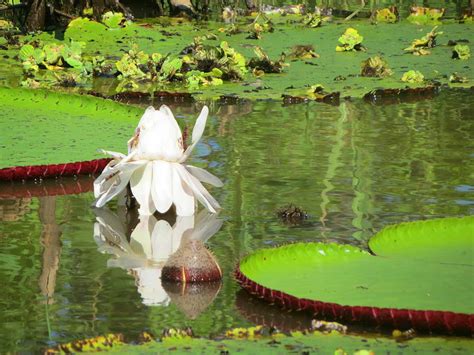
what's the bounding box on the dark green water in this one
[0,91,473,352]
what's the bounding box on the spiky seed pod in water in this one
[161,240,222,282]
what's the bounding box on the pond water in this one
[0,90,473,352]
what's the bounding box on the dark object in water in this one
[363,86,439,105]
[161,240,222,282]
[276,204,308,224]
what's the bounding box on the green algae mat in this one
[237,217,474,335]
[0,87,141,168]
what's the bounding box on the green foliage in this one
[288,45,319,59]
[374,7,398,23]
[407,7,444,25]
[247,14,274,40]
[185,69,223,89]
[401,70,424,83]
[247,46,287,75]
[19,44,45,72]
[115,45,149,79]
[336,28,364,52]
[360,56,392,78]
[404,27,442,56]
[302,13,323,28]
[452,44,470,60]
[102,11,126,29]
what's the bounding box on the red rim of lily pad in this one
[0,158,111,182]
[234,267,474,336]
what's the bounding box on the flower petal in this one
[172,163,195,216]
[175,164,220,213]
[179,106,209,163]
[151,160,173,214]
[130,162,155,215]
[186,165,223,187]
[98,149,126,159]
[94,161,144,208]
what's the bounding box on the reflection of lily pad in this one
[237,218,474,335]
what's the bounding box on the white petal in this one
[130,162,155,215]
[179,106,209,163]
[94,161,144,208]
[93,159,118,198]
[171,163,195,216]
[186,165,223,187]
[151,161,173,214]
[98,149,126,159]
[159,105,182,137]
[175,164,220,213]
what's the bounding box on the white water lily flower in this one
[93,105,223,216]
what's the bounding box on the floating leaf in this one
[404,27,442,55]
[452,44,470,60]
[360,56,392,78]
[401,70,424,83]
[102,11,125,29]
[336,28,365,52]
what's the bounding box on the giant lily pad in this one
[237,218,474,335]
[0,87,141,169]
[369,216,474,264]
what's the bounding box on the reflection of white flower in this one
[93,105,223,216]
[93,208,223,307]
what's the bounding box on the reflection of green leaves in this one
[404,27,442,55]
[336,28,364,52]
[452,45,470,60]
[361,56,392,78]
[407,7,444,25]
[102,11,125,29]
[401,70,424,83]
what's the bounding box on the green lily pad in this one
[238,217,474,335]
[368,216,474,264]
[0,87,141,168]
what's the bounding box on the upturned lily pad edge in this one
[235,242,474,336]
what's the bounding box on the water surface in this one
[0,91,473,352]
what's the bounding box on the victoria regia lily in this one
[93,105,223,216]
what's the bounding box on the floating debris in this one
[404,27,442,56]
[276,204,308,224]
[360,56,392,78]
[311,320,348,334]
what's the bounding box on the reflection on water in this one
[0,91,473,352]
[93,208,223,307]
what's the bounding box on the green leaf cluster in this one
[401,70,424,83]
[374,7,398,23]
[452,44,470,60]
[407,6,444,25]
[102,11,126,29]
[360,56,392,78]
[336,28,365,52]
[404,27,442,56]
[247,14,274,40]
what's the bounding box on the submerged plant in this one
[336,28,365,52]
[452,44,470,60]
[404,27,442,56]
[374,7,398,23]
[94,105,223,216]
[401,70,424,83]
[407,6,444,24]
[247,46,288,75]
[360,56,392,78]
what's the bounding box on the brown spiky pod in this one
[161,240,222,283]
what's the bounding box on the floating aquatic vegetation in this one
[218,23,242,36]
[404,27,442,56]
[46,333,124,353]
[18,44,45,73]
[311,320,347,334]
[247,13,274,40]
[449,72,468,83]
[452,44,470,60]
[94,105,223,216]
[373,7,398,24]
[302,13,323,28]
[392,329,416,341]
[185,69,223,89]
[184,40,247,81]
[336,28,365,52]
[115,45,150,79]
[247,46,287,75]
[305,84,340,104]
[401,70,424,83]
[0,19,15,30]
[360,56,392,78]
[288,45,319,59]
[407,6,444,25]
[276,204,308,224]
[102,11,127,29]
